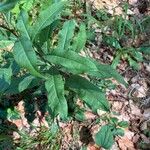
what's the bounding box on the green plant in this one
[0,0,128,149]
[91,3,146,70]
[95,117,128,149]
[0,0,127,119]
[103,13,144,70]
[16,124,61,150]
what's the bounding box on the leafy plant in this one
[91,4,147,70]
[16,124,61,150]
[0,0,128,149]
[0,0,126,120]
[95,118,128,149]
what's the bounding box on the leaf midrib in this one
[46,53,97,70]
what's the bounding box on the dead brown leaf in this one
[118,136,135,150]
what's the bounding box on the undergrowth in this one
[0,0,149,149]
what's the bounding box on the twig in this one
[0,24,18,37]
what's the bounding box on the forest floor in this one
[0,0,150,150]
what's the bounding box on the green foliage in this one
[45,73,68,119]
[91,4,147,70]
[94,117,128,149]
[16,125,61,150]
[95,125,114,149]
[0,0,129,149]
[0,0,19,12]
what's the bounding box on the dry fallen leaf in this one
[118,136,135,150]
[87,143,100,150]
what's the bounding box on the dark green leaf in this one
[66,75,110,112]
[72,23,87,52]
[18,75,35,92]
[103,36,121,49]
[0,67,12,84]
[45,74,68,119]
[95,125,114,149]
[44,51,97,74]
[112,128,125,136]
[118,121,129,128]
[31,1,66,40]
[138,46,150,55]
[0,0,19,12]
[16,10,31,39]
[56,20,76,52]
[13,36,44,78]
[89,60,128,87]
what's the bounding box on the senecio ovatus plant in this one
[0,0,127,149]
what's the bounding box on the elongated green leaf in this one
[89,60,128,86]
[0,67,12,84]
[0,0,19,12]
[44,51,126,86]
[17,10,31,39]
[112,53,121,69]
[118,121,129,128]
[31,1,66,40]
[0,76,23,95]
[56,20,76,52]
[66,75,110,112]
[44,51,97,74]
[0,78,9,94]
[95,125,114,149]
[103,35,121,49]
[138,46,150,55]
[45,74,68,119]
[19,75,35,92]
[72,23,87,52]
[13,37,44,78]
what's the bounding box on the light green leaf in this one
[13,37,44,78]
[22,0,34,11]
[0,0,19,12]
[133,51,143,62]
[111,53,121,69]
[0,40,14,49]
[56,20,76,52]
[19,75,35,92]
[7,108,20,120]
[72,23,87,52]
[128,57,139,70]
[95,125,114,149]
[31,1,66,40]
[45,74,68,119]
[66,75,110,112]
[44,51,97,74]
